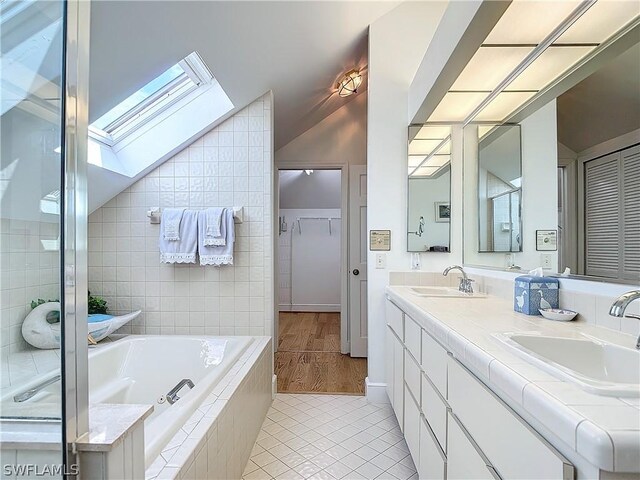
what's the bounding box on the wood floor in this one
[275,312,367,395]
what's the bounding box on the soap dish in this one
[539,308,578,322]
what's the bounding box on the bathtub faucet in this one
[14,374,61,403]
[166,378,195,404]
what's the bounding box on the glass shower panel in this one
[1,0,65,473]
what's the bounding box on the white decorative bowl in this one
[539,308,578,322]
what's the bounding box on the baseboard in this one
[278,304,340,312]
[365,377,390,404]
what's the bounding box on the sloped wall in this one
[87,93,274,336]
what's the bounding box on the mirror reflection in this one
[478,125,522,253]
[407,125,451,252]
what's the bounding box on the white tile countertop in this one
[385,285,640,473]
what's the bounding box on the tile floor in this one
[242,394,417,480]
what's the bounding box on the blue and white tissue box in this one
[514,275,559,315]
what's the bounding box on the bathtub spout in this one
[166,378,195,404]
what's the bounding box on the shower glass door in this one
[1,0,88,476]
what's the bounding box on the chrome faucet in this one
[166,378,195,404]
[609,290,640,349]
[13,374,61,403]
[443,265,475,294]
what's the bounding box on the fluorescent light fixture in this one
[426,0,638,124]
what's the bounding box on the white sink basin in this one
[409,286,486,298]
[495,333,640,397]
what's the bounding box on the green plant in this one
[88,292,108,315]
[29,292,109,324]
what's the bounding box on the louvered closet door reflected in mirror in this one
[583,144,640,282]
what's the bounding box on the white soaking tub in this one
[3,335,255,468]
[87,335,254,464]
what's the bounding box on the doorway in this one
[275,167,366,394]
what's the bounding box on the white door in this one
[349,165,367,357]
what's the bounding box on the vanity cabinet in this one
[385,297,575,480]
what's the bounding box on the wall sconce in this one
[336,69,362,97]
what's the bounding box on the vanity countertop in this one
[385,285,640,473]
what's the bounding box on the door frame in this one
[275,162,350,354]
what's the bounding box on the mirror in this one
[463,41,640,282]
[407,125,452,252]
[477,125,522,253]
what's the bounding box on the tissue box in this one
[514,275,559,315]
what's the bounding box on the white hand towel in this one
[203,207,226,246]
[162,208,185,241]
[159,209,198,264]
[198,209,235,266]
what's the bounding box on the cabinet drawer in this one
[448,358,574,480]
[386,300,404,340]
[421,373,448,453]
[404,385,421,468]
[405,350,421,401]
[447,412,497,480]
[419,416,446,480]
[421,331,448,398]
[404,314,421,361]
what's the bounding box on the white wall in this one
[278,208,341,312]
[87,93,274,337]
[279,170,341,209]
[367,1,450,396]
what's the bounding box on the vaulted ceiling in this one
[89,1,400,150]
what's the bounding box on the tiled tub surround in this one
[146,336,272,480]
[386,285,640,475]
[388,270,640,337]
[87,93,274,337]
[0,219,60,354]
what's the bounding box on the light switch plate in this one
[541,253,553,269]
[376,253,387,269]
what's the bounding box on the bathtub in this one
[2,335,260,470]
[87,335,254,465]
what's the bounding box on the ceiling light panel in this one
[555,1,640,43]
[414,125,451,140]
[483,1,581,44]
[409,139,445,155]
[451,47,533,91]
[429,92,488,122]
[425,154,451,168]
[410,166,440,177]
[474,91,537,122]
[507,45,595,90]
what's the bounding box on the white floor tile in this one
[243,394,414,480]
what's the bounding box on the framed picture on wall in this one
[435,202,450,223]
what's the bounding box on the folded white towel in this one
[203,207,226,246]
[162,208,185,241]
[198,209,235,266]
[159,209,198,264]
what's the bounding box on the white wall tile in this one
[87,94,274,336]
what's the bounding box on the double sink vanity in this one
[384,276,640,480]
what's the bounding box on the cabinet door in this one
[447,413,497,480]
[404,385,421,469]
[419,417,446,480]
[386,327,395,407]
[393,334,404,430]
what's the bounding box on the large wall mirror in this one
[477,125,522,253]
[407,125,452,252]
[462,31,639,283]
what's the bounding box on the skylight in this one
[90,51,212,144]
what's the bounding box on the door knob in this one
[353,269,360,276]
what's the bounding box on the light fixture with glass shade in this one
[336,69,363,97]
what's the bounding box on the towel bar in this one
[147,207,244,224]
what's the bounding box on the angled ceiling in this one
[557,42,640,153]
[89,1,400,150]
